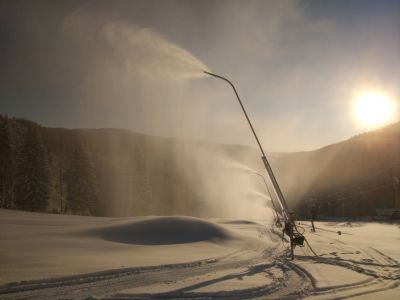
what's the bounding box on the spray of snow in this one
[61,12,275,221]
[227,161,259,174]
[103,23,210,78]
[64,13,209,80]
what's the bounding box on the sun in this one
[353,91,395,128]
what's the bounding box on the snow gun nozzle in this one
[203,71,232,84]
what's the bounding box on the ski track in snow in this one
[0,215,399,299]
[0,244,287,299]
[1,241,398,300]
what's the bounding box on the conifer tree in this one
[14,121,50,211]
[65,144,98,215]
[0,115,13,208]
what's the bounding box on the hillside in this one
[276,122,400,217]
[0,114,264,217]
[1,114,399,218]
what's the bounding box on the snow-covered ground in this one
[0,209,399,299]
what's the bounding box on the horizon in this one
[2,112,399,154]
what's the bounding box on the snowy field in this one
[0,209,399,299]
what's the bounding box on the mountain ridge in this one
[1,113,399,217]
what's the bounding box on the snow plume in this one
[180,146,276,221]
[63,13,209,79]
[102,22,210,78]
[59,11,213,138]
[226,161,260,174]
[59,11,272,221]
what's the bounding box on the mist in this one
[58,9,274,220]
[0,3,313,220]
[1,0,398,219]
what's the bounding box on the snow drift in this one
[99,216,234,245]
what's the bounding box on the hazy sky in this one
[1,0,399,151]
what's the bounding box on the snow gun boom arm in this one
[203,71,292,224]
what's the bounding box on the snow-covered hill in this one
[0,209,398,299]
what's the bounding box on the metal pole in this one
[394,176,399,209]
[59,157,63,214]
[204,71,295,259]
[247,170,281,223]
[308,199,316,232]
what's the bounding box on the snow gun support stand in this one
[204,71,304,260]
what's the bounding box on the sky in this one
[0,0,399,152]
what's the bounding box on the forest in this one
[1,114,399,218]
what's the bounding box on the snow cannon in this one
[204,70,300,260]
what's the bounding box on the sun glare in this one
[353,91,395,128]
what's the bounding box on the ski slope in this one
[0,209,399,299]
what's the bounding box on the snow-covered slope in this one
[0,209,399,299]
[0,209,258,285]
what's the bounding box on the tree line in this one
[0,114,97,215]
[0,114,204,217]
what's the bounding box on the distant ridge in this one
[274,122,400,217]
[1,113,399,217]
[0,114,261,217]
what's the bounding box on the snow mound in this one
[100,216,234,245]
[221,220,259,225]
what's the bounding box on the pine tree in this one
[65,144,98,215]
[14,121,50,211]
[0,115,13,208]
